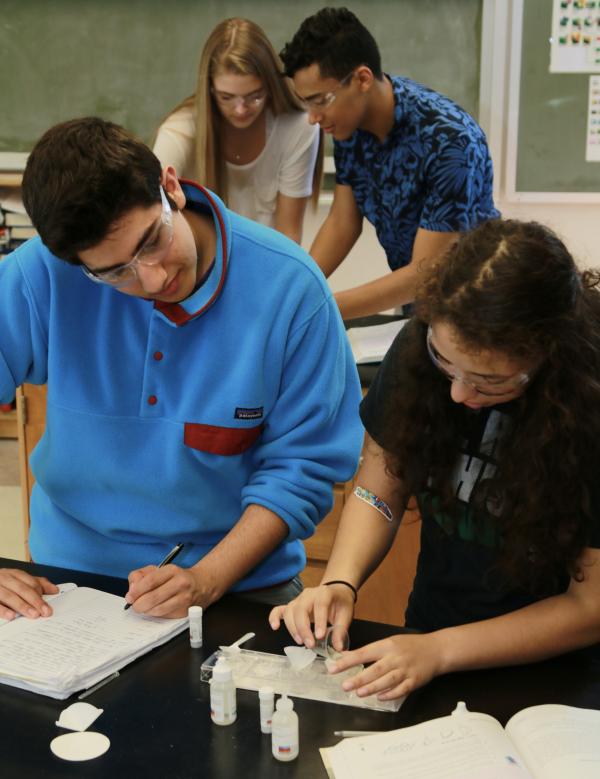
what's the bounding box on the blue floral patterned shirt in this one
[334,76,500,271]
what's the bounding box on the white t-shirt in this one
[153,105,319,227]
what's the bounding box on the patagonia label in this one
[234,406,263,420]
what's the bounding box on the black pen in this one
[124,542,185,610]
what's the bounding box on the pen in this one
[124,542,185,610]
[78,671,120,700]
[334,730,379,738]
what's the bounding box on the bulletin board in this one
[506,0,600,201]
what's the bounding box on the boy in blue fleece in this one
[0,117,362,619]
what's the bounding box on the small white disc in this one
[50,731,110,761]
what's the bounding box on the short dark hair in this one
[280,7,382,81]
[22,117,162,264]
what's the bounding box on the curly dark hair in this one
[280,7,383,81]
[22,117,162,264]
[380,219,600,592]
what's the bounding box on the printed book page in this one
[347,320,407,364]
[0,586,187,699]
[506,704,600,779]
[321,709,532,779]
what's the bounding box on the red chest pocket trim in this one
[184,422,264,456]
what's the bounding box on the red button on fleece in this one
[153,351,163,361]
[148,395,158,405]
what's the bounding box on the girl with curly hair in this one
[270,218,600,700]
[153,18,322,243]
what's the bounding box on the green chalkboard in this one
[0,0,482,153]
[516,0,600,193]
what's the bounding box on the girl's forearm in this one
[434,586,600,676]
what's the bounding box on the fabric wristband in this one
[323,580,358,603]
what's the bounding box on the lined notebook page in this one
[0,586,187,698]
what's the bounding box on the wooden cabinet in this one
[17,384,47,557]
[302,478,420,627]
[0,408,17,438]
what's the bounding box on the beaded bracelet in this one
[353,486,394,522]
[323,580,358,603]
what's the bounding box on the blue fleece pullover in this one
[0,183,362,588]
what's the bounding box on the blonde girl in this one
[154,18,322,243]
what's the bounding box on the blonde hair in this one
[167,18,322,206]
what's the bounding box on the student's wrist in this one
[429,627,462,676]
[189,561,224,608]
[322,579,358,603]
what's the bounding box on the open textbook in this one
[346,319,407,364]
[0,584,187,699]
[321,701,600,779]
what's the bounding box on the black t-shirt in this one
[360,322,600,632]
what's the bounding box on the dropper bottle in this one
[271,694,299,761]
[210,658,237,726]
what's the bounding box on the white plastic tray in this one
[201,649,402,713]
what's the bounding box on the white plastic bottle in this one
[271,694,299,761]
[210,658,237,726]
[188,606,203,648]
[259,686,275,734]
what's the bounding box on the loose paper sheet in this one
[347,320,407,364]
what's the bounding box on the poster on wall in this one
[586,75,600,159]
[550,0,600,73]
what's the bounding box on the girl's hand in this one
[269,583,355,648]
[328,632,444,700]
